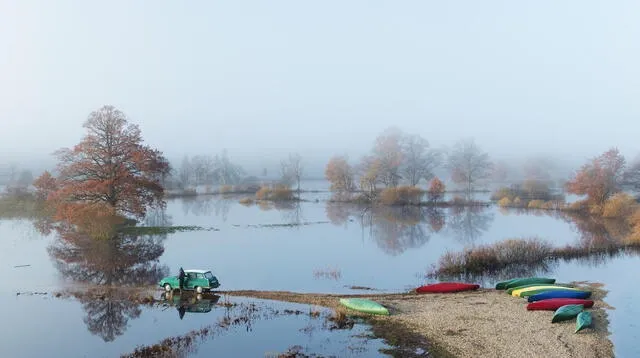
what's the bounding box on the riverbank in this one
[222,284,613,358]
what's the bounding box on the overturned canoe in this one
[416,282,480,294]
[506,283,572,295]
[339,298,389,315]
[527,298,594,311]
[552,304,584,323]
[575,311,593,333]
[528,290,592,302]
[501,277,556,290]
[512,285,580,298]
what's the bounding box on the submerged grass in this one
[117,225,219,235]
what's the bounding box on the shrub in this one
[427,177,446,203]
[513,197,522,207]
[239,197,254,206]
[498,197,512,207]
[219,185,234,194]
[528,200,545,209]
[432,237,552,276]
[379,186,423,205]
[602,193,638,218]
[255,185,294,201]
[255,186,271,200]
[491,187,514,201]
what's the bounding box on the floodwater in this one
[1,182,639,357]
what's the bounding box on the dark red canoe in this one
[526,298,594,311]
[416,282,480,294]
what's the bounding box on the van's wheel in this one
[195,286,203,294]
[164,284,172,292]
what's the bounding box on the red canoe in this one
[526,298,594,311]
[416,282,480,294]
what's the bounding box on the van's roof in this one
[185,269,210,274]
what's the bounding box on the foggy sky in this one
[1,1,639,175]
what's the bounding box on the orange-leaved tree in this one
[325,155,355,192]
[427,177,446,203]
[36,105,170,226]
[566,148,625,207]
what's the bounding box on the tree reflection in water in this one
[46,223,170,342]
[325,202,495,255]
[445,206,494,244]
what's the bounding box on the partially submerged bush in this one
[497,197,512,207]
[432,237,552,276]
[238,197,254,206]
[255,185,294,201]
[602,193,639,218]
[379,186,423,205]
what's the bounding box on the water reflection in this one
[81,291,144,342]
[181,196,232,221]
[445,206,494,244]
[48,230,169,286]
[325,203,495,255]
[160,292,221,319]
[44,220,170,342]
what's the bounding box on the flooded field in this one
[1,188,639,357]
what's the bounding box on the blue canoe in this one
[528,289,592,302]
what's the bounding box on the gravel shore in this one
[223,284,613,358]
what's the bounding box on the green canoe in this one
[520,287,587,298]
[339,298,389,316]
[552,304,584,323]
[501,277,556,290]
[495,278,523,290]
[575,311,593,333]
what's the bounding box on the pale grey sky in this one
[1,0,639,173]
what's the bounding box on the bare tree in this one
[623,156,640,194]
[212,150,245,185]
[179,156,192,188]
[281,153,304,192]
[372,128,403,187]
[446,138,492,197]
[401,134,442,186]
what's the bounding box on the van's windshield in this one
[204,272,214,280]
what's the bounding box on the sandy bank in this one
[221,285,613,358]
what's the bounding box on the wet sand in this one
[221,284,613,358]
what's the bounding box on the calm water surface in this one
[1,187,638,357]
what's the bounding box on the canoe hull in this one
[339,298,389,315]
[416,282,480,294]
[552,304,584,323]
[575,311,593,333]
[528,290,592,302]
[512,285,580,298]
[501,277,556,290]
[507,283,572,295]
[527,298,594,311]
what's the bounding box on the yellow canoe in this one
[511,285,579,297]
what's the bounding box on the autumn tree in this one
[325,155,356,192]
[446,138,492,197]
[33,170,58,201]
[401,134,441,186]
[372,128,403,187]
[37,105,170,223]
[566,148,626,206]
[427,177,446,203]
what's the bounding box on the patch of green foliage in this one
[0,194,47,219]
